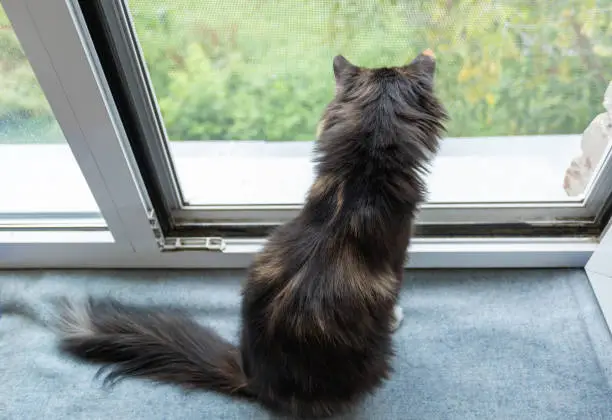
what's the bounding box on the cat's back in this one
[241,221,396,404]
[241,234,395,417]
[244,217,397,332]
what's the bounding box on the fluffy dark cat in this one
[55,50,447,419]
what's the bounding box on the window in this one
[85,0,612,235]
[0,0,153,253]
[0,0,608,267]
[0,2,103,235]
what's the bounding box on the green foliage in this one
[154,44,331,140]
[0,0,610,143]
[0,8,63,143]
[0,12,55,118]
[129,0,612,140]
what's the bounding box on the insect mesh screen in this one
[128,0,611,141]
[0,4,65,144]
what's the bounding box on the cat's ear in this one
[333,55,357,85]
[403,49,436,80]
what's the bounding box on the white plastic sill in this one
[175,135,583,205]
[0,236,597,268]
[0,230,113,243]
[0,135,582,213]
[0,144,100,213]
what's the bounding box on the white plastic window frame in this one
[0,0,600,269]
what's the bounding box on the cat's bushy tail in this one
[54,298,252,398]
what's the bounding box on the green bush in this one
[0,10,63,143]
[0,0,610,143]
[129,0,612,141]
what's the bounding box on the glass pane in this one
[127,0,612,205]
[0,4,101,215]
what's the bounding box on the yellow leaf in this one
[458,66,471,83]
[466,90,480,104]
[594,45,612,57]
[485,93,496,105]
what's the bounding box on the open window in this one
[83,0,612,239]
[0,0,610,267]
[0,2,109,244]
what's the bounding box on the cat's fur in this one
[55,51,447,419]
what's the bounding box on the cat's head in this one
[317,50,447,154]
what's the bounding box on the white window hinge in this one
[160,237,226,252]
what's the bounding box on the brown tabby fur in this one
[56,51,447,419]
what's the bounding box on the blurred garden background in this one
[1,0,610,143]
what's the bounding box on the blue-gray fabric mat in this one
[1,269,612,420]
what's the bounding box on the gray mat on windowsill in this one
[1,269,611,419]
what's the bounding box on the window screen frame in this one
[77,0,612,241]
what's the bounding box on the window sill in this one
[0,135,582,215]
[172,135,582,205]
[0,234,596,269]
[0,230,113,243]
[0,144,100,213]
